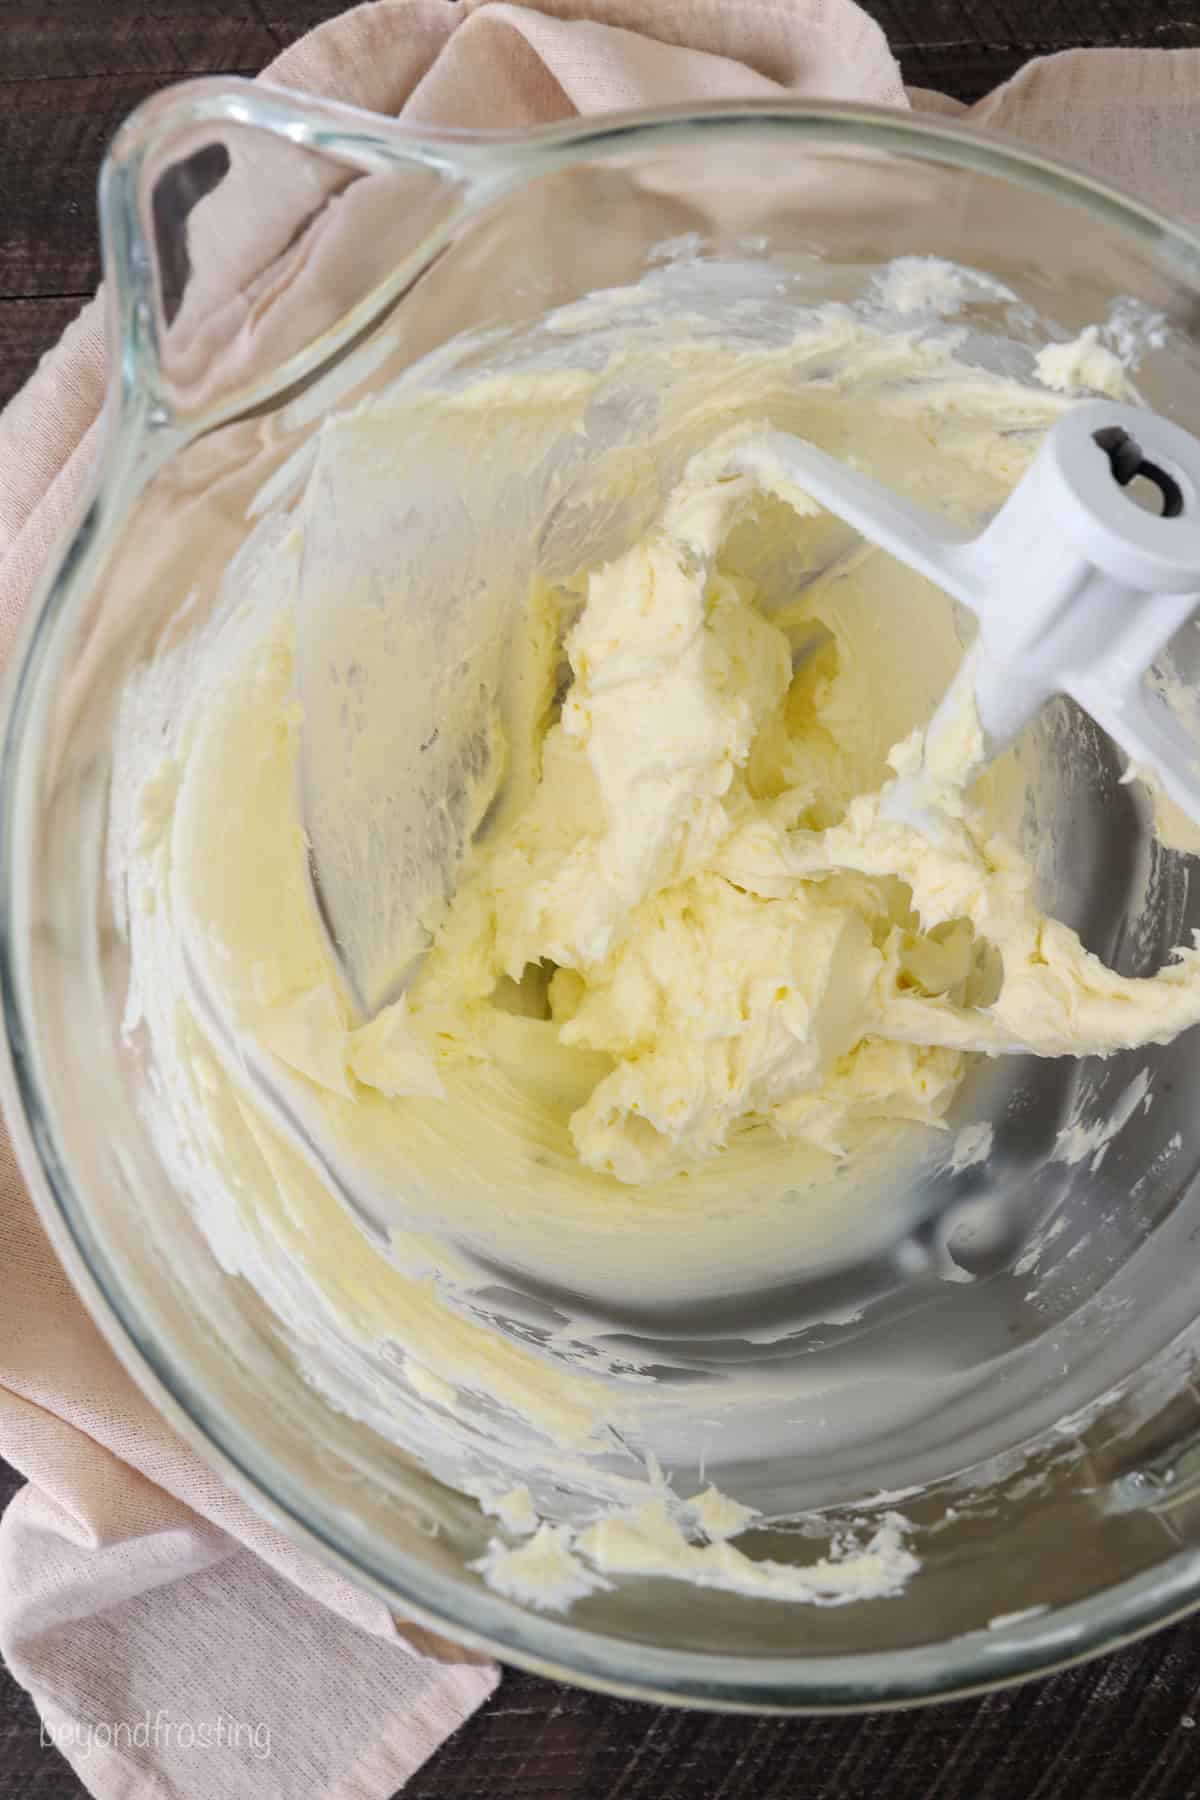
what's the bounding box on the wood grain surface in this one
[6,3,1200,1797]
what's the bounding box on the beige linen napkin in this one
[2,3,1199,1796]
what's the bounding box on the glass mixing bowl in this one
[7,83,1200,1710]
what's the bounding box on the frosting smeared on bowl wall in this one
[111,260,1193,1611]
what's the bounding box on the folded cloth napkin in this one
[2,3,1199,1796]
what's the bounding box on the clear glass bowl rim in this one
[4,84,1200,1711]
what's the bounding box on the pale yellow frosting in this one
[112,277,1199,1614]
[404,429,1200,1185]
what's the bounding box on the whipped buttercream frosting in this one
[113,264,1192,1611]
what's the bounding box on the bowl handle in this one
[97,78,492,431]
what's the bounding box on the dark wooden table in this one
[7,3,1200,1796]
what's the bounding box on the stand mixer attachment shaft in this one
[728,400,1200,829]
